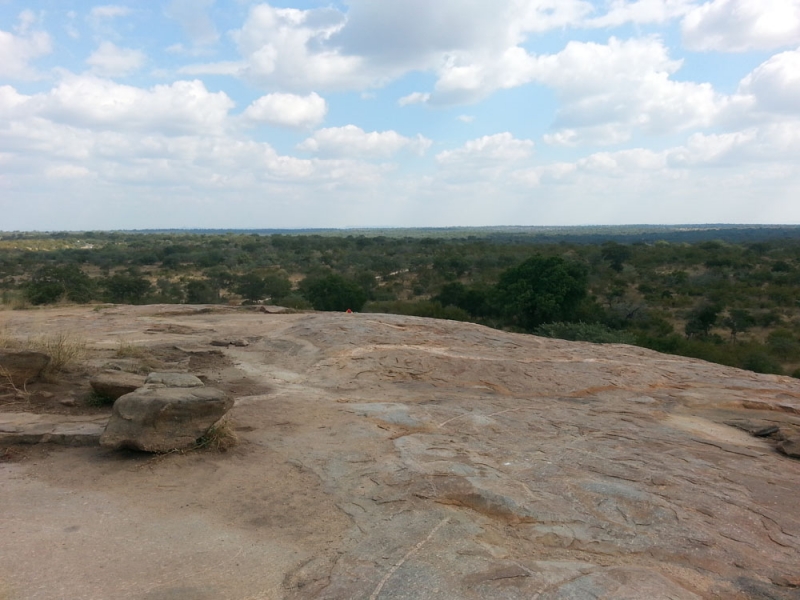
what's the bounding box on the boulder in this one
[90,371,146,401]
[210,339,249,347]
[145,372,204,388]
[777,436,800,459]
[0,351,50,388]
[100,386,232,452]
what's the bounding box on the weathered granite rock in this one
[3,306,800,600]
[0,350,50,387]
[145,372,204,387]
[100,386,232,452]
[90,371,146,400]
[0,413,106,446]
[210,339,249,347]
[778,436,800,459]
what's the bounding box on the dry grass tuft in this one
[28,332,86,373]
[115,340,149,359]
[0,326,20,350]
[195,419,238,452]
[0,365,31,400]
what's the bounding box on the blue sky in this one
[1,0,799,230]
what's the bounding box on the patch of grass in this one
[0,326,20,350]
[28,332,87,373]
[115,340,149,358]
[195,419,238,452]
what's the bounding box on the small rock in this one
[753,425,780,437]
[145,372,204,388]
[210,339,249,347]
[772,574,800,588]
[39,391,54,399]
[100,386,233,452]
[0,351,50,387]
[90,372,147,401]
[777,436,800,459]
[257,305,286,314]
[59,397,77,407]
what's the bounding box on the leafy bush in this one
[493,255,588,331]
[25,264,93,305]
[102,272,152,304]
[186,279,218,304]
[302,274,367,312]
[535,322,637,344]
[741,351,783,375]
[365,300,470,321]
[278,294,312,310]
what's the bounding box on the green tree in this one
[721,308,754,343]
[493,255,588,331]
[434,282,489,317]
[685,303,720,338]
[234,273,267,303]
[600,242,633,273]
[767,329,800,361]
[103,272,151,304]
[302,274,367,312]
[25,264,94,305]
[186,279,218,304]
[263,274,292,301]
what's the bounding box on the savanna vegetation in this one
[1,227,799,378]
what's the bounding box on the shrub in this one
[493,255,588,331]
[741,351,783,375]
[103,273,152,304]
[302,274,367,312]
[25,264,94,305]
[535,322,637,344]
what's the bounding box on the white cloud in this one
[89,5,132,20]
[87,41,146,77]
[46,165,93,179]
[457,115,476,123]
[585,0,697,27]
[682,0,800,51]
[233,3,371,91]
[5,75,235,135]
[0,15,52,79]
[536,37,725,145]
[165,0,219,47]
[738,48,800,114]
[436,133,534,164]
[666,123,800,166]
[298,125,432,158]
[227,1,595,93]
[398,92,430,107]
[243,92,327,129]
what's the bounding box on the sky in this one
[1,0,800,230]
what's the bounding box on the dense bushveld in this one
[1,228,799,378]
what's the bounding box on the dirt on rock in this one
[1,304,800,600]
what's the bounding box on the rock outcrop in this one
[145,372,204,387]
[90,371,146,400]
[0,350,50,387]
[100,386,233,452]
[2,305,799,600]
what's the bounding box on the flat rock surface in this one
[90,371,146,400]
[1,305,800,600]
[0,412,107,445]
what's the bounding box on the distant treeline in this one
[1,229,799,378]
